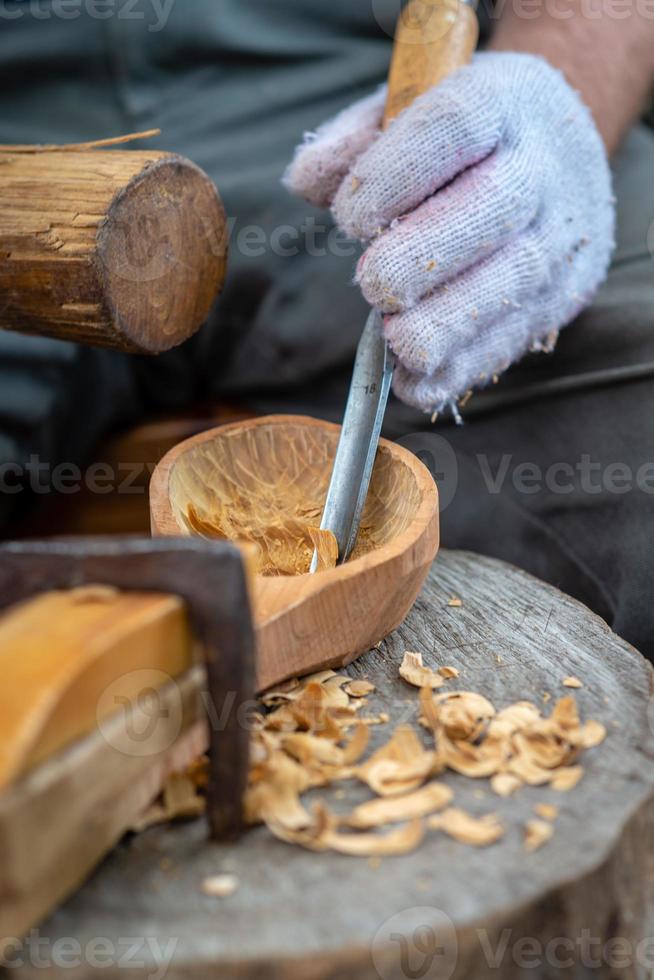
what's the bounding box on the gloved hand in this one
[285,52,615,415]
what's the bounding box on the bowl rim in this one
[149,414,439,586]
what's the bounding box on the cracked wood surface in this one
[13,550,654,980]
[0,150,227,353]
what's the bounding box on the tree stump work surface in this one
[6,551,654,980]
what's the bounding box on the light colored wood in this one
[0,587,195,791]
[0,149,227,353]
[0,130,161,152]
[20,551,654,980]
[0,668,207,953]
[0,538,254,944]
[150,415,440,690]
[384,0,479,127]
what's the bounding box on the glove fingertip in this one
[333,182,386,242]
[283,138,342,209]
[284,86,387,209]
[392,364,448,415]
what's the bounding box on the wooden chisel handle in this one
[312,0,478,571]
[384,0,479,128]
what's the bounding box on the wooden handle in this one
[0,150,228,354]
[384,0,479,128]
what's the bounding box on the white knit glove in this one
[285,52,615,414]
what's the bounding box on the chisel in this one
[312,0,479,570]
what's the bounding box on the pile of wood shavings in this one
[136,657,606,857]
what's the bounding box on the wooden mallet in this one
[0,133,228,354]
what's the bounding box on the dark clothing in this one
[432,376,654,661]
[0,2,653,658]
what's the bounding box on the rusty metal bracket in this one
[0,537,255,840]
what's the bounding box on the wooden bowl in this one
[150,415,439,690]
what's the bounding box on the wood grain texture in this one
[0,150,227,353]
[149,415,440,690]
[384,0,479,127]
[0,669,207,953]
[19,551,654,980]
[0,588,193,790]
[0,537,257,845]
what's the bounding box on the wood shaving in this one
[512,730,574,770]
[551,696,580,731]
[348,782,453,829]
[128,771,205,832]
[399,651,444,689]
[524,819,554,851]
[440,734,507,779]
[419,685,441,732]
[185,505,339,576]
[162,773,206,820]
[563,676,583,689]
[132,654,606,862]
[260,679,302,707]
[311,670,343,686]
[359,713,389,727]
[491,773,522,798]
[448,597,463,608]
[344,680,376,698]
[488,702,541,739]
[201,874,239,898]
[550,766,584,792]
[418,673,603,813]
[534,804,559,822]
[429,808,504,847]
[342,722,370,765]
[506,753,553,786]
[268,803,424,857]
[282,733,345,767]
[579,720,607,748]
[323,819,424,857]
[434,691,496,741]
[356,725,438,797]
[307,525,339,573]
[245,750,312,830]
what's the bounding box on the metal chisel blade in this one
[310,308,394,572]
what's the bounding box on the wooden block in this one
[0,587,195,790]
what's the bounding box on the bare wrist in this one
[488,7,654,154]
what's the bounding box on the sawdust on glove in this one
[285,52,615,416]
